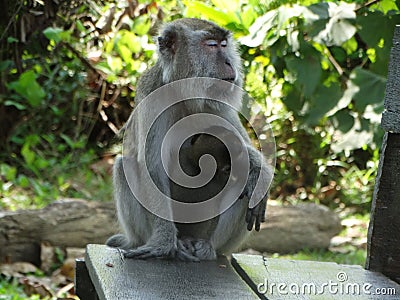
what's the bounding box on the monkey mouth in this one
[222,77,236,83]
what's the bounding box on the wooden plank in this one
[75,258,99,300]
[232,254,400,300]
[366,133,400,283]
[84,244,256,300]
[381,25,400,133]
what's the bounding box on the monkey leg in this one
[108,157,199,261]
[123,217,199,261]
[106,157,152,249]
[210,198,250,255]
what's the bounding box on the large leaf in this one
[7,70,45,107]
[326,78,358,117]
[183,1,238,25]
[303,83,343,125]
[239,10,278,47]
[211,0,240,13]
[313,2,356,46]
[357,11,388,47]
[304,2,330,21]
[282,84,304,113]
[285,47,322,98]
[349,68,386,112]
[107,56,123,74]
[357,12,400,75]
[119,30,141,53]
[43,27,70,43]
[331,118,374,153]
[330,109,355,133]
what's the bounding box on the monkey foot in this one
[179,238,217,260]
[123,243,200,262]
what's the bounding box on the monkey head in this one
[157,18,243,87]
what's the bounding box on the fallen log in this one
[0,199,117,265]
[0,199,341,265]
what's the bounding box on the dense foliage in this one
[0,0,399,211]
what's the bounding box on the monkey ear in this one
[158,29,177,55]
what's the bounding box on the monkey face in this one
[157,18,243,87]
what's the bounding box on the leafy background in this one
[0,0,399,297]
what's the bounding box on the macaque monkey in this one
[107,18,273,261]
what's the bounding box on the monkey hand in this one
[245,197,267,231]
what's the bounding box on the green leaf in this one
[326,80,358,117]
[21,144,35,165]
[357,12,400,75]
[76,20,86,32]
[240,7,257,29]
[342,37,358,55]
[303,83,342,125]
[239,9,278,47]
[371,0,399,13]
[7,70,45,107]
[183,1,236,25]
[119,31,141,53]
[117,44,132,64]
[1,164,17,181]
[132,16,152,36]
[282,84,304,113]
[331,118,374,153]
[34,157,49,170]
[4,100,26,110]
[17,175,30,188]
[349,68,386,112]
[357,11,388,47]
[211,0,240,12]
[43,27,64,43]
[285,47,322,97]
[313,2,356,46]
[7,36,18,43]
[0,60,12,72]
[277,5,305,29]
[304,3,330,21]
[331,109,355,133]
[107,56,123,74]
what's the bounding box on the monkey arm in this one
[241,146,273,231]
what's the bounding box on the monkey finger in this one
[246,208,252,223]
[261,214,266,223]
[176,250,200,262]
[247,214,256,231]
[260,207,266,223]
[177,240,201,262]
[255,217,261,231]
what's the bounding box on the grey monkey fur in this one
[106,18,273,261]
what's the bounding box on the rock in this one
[243,201,342,253]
